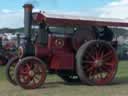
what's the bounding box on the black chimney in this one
[21,4,35,56]
[23,4,33,42]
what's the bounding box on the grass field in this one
[0,61,128,96]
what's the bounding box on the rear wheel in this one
[6,56,19,85]
[76,40,118,85]
[15,57,46,89]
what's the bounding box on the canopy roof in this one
[40,12,128,27]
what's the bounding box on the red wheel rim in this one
[17,59,46,89]
[82,41,117,85]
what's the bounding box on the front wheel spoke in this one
[20,71,28,76]
[26,63,31,70]
[23,76,28,81]
[35,71,42,75]
[23,75,32,82]
[32,78,37,85]
[34,75,40,80]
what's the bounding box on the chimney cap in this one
[23,4,34,8]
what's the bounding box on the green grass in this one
[0,61,128,96]
[0,66,6,81]
[116,61,128,78]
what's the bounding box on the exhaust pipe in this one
[23,4,33,42]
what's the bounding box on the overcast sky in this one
[0,0,128,28]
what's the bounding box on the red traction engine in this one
[6,4,119,89]
[0,37,16,65]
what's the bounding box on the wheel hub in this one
[29,70,34,77]
[95,59,103,67]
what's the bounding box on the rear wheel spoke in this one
[102,66,111,73]
[103,50,113,58]
[86,66,94,72]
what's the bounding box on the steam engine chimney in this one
[23,4,33,42]
[19,4,35,57]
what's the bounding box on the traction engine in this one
[6,4,118,89]
[0,36,17,65]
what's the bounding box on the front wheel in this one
[15,56,47,89]
[76,40,118,85]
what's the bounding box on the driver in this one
[98,26,114,41]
